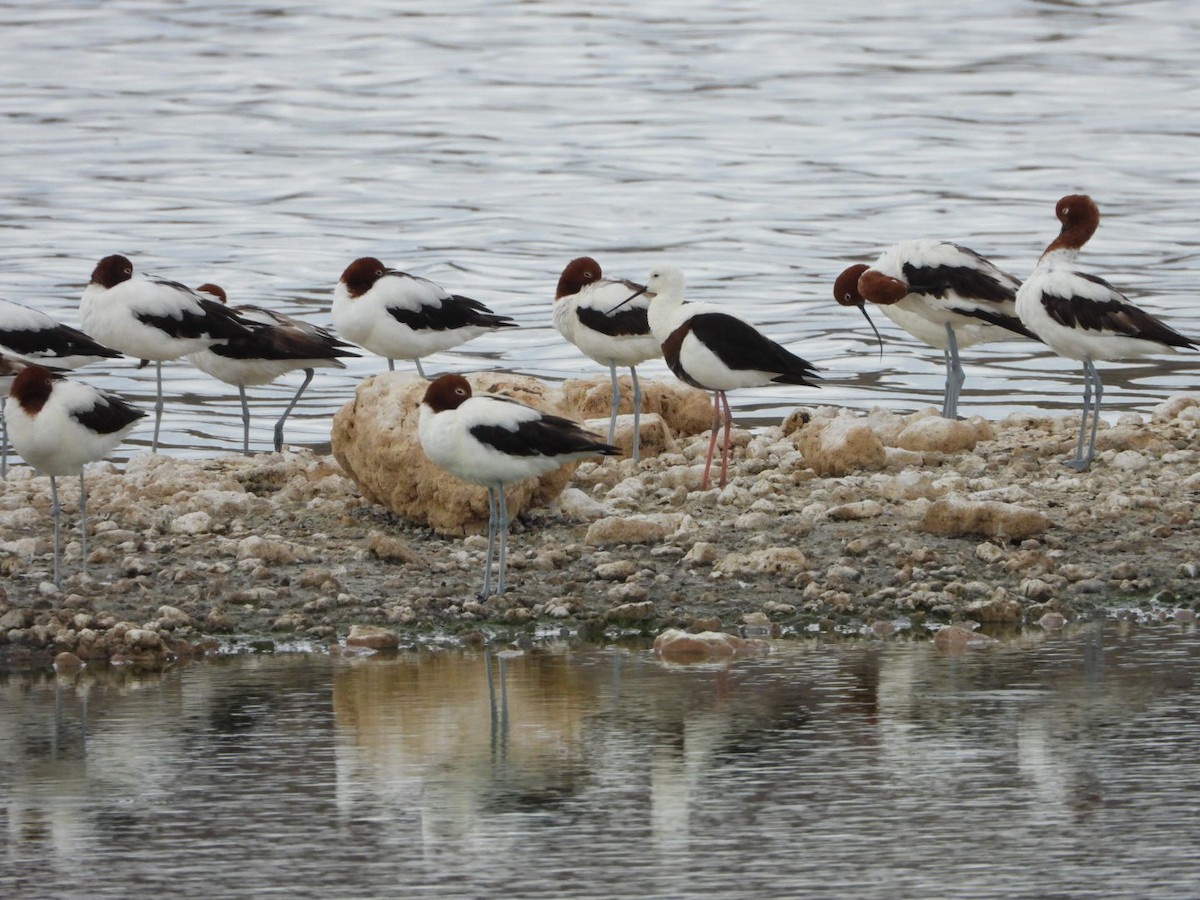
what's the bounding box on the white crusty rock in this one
[795,414,887,476]
[653,627,771,660]
[895,415,994,454]
[585,513,690,546]
[561,376,714,438]
[919,495,1049,541]
[715,547,808,576]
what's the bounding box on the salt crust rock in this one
[1151,395,1199,422]
[653,627,771,660]
[919,495,1049,541]
[827,500,884,521]
[345,624,400,650]
[796,415,887,476]
[585,513,690,546]
[933,625,999,651]
[895,416,994,453]
[583,412,676,458]
[715,547,808,576]
[561,377,713,437]
[170,511,213,535]
[332,372,600,537]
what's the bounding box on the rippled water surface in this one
[4,623,1200,898]
[2,0,1199,456]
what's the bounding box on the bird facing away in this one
[553,256,660,462]
[80,254,253,452]
[1015,194,1196,471]
[333,257,518,378]
[833,240,1034,419]
[185,284,359,453]
[6,364,145,588]
[616,263,819,490]
[0,297,122,478]
[418,373,620,598]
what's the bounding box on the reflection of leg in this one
[630,366,642,463]
[719,391,733,488]
[701,392,721,489]
[481,487,497,599]
[1066,361,1093,471]
[606,362,619,444]
[497,487,510,596]
[274,368,314,452]
[79,471,88,579]
[944,324,964,420]
[152,361,164,452]
[50,474,62,588]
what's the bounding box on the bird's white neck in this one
[647,289,684,343]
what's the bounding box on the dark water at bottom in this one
[2,622,1199,899]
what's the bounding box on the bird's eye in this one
[375,269,384,277]
[124,267,132,275]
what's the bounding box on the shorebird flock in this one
[1,194,1196,592]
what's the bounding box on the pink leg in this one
[718,391,733,488]
[701,391,721,489]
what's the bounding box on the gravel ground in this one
[1,392,1198,668]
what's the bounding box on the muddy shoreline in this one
[2,389,1198,669]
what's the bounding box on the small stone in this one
[933,624,998,651]
[683,542,719,565]
[827,500,884,521]
[653,627,770,660]
[715,547,808,576]
[605,600,656,622]
[585,515,677,546]
[1037,612,1067,630]
[896,416,991,454]
[345,624,400,650]
[596,560,638,581]
[366,531,426,564]
[796,416,886,476]
[919,496,1048,541]
[975,542,1005,564]
[156,605,192,627]
[54,651,84,671]
[170,511,213,535]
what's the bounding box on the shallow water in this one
[3,622,1200,898]
[2,0,1199,458]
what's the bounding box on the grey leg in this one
[480,487,497,599]
[1065,360,1095,471]
[2,395,8,479]
[50,474,62,588]
[387,358,396,372]
[943,324,964,420]
[630,366,642,463]
[496,486,510,596]
[152,361,164,452]
[415,358,427,379]
[238,386,251,455]
[79,471,88,578]
[274,368,314,452]
[606,362,619,444]
[1083,359,1103,469]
